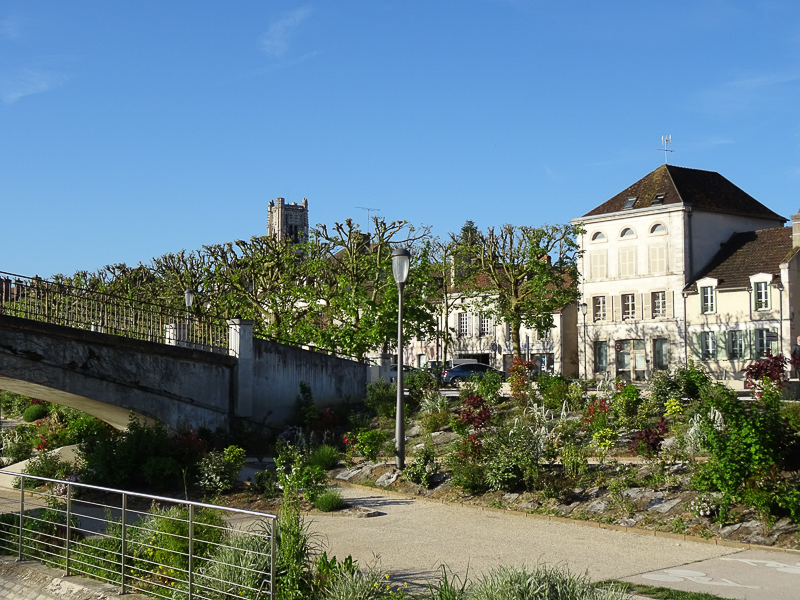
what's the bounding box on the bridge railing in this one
[0,272,229,353]
[0,471,276,599]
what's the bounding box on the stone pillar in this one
[227,319,254,417]
[793,210,800,248]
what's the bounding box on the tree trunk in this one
[511,324,522,358]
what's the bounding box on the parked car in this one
[387,364,417,383]
[441,363,506,385]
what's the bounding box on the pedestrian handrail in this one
[0,471,277,599]
[0,270,230,353]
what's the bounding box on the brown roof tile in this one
[685,227,796,292]
[583,165,785,222]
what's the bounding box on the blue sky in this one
[3,1,800,277]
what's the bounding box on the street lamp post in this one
[184,290,194,345]
[580,302,588,379]
[391,247,411,470]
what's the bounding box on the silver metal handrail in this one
[0,271,229,353]
[0,471,277,599]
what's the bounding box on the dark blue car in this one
[442,363,505,385]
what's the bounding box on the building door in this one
[615,339,645,382]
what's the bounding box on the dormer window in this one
[623,197,637,209]
[652,193,665,205]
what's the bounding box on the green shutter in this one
[692,332,702,361]
[716,331,727,360]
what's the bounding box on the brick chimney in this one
[793,209,800,248]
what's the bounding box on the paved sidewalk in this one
[307,484,798,600]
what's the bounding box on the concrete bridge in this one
[0,313,367,431]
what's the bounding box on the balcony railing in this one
[0,471,276,599]
[0,271,229,354]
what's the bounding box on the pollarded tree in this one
[311,217,438,361]
[464,223,584,358]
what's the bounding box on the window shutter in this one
[716,331,726,360]
[643,292,651,320]
[666,291,673,318]
[468,313,474,337]
[613,296,621,322]
[604,295,610,321]
[745,329,753,360]
[693,332,701,360]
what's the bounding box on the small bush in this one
[0,391,35,418]
[16,450,72,486]
[611,385,641,428]
[314,489,345,512]
[0,427,34,464]
[475,369,503,405]
[365,379,397,418]
[309,444,341,471]
[403,438,439,487]
[253,469,279,499]
[353,430,390,463]
[197,445,247,494]
[421,409,450,433]
[469,564,628,600]
[22,404,49,423]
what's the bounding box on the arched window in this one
[620,228,635,238]
[650,223,666,234]
[591,232,605,241]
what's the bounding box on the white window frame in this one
[479,314,492,337]
[701,331,716,360]
[622,293,636,320]
[755,329,771,357]
[701,286,715,314]
[729,330,744,359]
[755,281,770,310]
[593,296,606,321]
[458,313,468,337]
[651,291,666,318]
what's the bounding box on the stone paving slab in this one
[623,549,800,600]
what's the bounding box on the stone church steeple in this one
[267,197,309,243]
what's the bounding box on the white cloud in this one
[1,68,68,104]
[692,71,800,116]
[260,6,312,58]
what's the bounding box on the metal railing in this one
[0,271,229,353]
[0,472,276,599]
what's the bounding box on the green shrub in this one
[275,444,327,504]
[536,373,570,411]
[62,414,109,445]
[421,409,450,433]
[308,444,341,471]
[22,403,49,423]
[405,369,439,407]
[142,456,182,489]
[611,385,641,428]
[353,430,390,463]
[314,489,345,512]
[468,565,627,600]
[78,415,175,490]
[365,379,397,418]
[403,438,439,487]
[0,391,35,418]
[692,381,789,520]
[447,442,487,494]
[253,469,279,499]
[197,445,247,494]
[782,402,800,432]
[194,523,273,599]
[0,427,34,464]
[475,369,503,405]
[18,450,72,482]
[484,422,543,491]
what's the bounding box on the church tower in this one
[267,197,309,243]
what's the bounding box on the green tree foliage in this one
[459,223,584,357]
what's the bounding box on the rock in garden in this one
[745,531,779,546]
[661,436,677,449]
[335,467,362,481]
[739,519,762,530]
[647,497,680,513]
[519,501,537,511]
[502,493,520,503]
[636,466,652,479]
[718,523,741,537]
[407,424,421,437]
[585,486,601,499]
[340,506,380,518]
[376,471,399,487]
[615,514,645,527]
[771,518,797,535]
[586,499,608,513]
[555,502,581,515]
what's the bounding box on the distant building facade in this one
[268,197,309,242]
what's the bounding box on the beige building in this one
[682,222,800,388]
[400,298,578,377]
[571,164,787,382]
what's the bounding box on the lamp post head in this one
[580,302,588,316]
[184,289,194,309]
[391,247,411,286]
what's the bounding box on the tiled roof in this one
[685,227,797,292]
[582,164,786,222]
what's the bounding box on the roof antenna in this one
[356,206,380,233]
[659,135,673,164]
